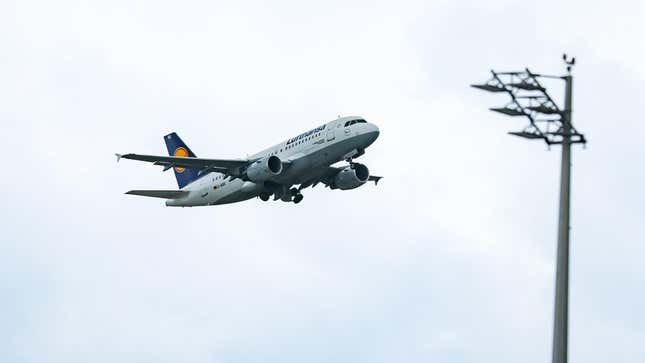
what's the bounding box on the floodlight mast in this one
[471,55,586,363]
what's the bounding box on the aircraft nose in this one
[364,123,380,145]
[369,123,380,138]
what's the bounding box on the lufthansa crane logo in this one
[173,147,188,173]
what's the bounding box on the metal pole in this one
[552,74,572,363]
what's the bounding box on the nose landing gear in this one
[259,192,271,201]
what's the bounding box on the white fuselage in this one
[166,116,379,207]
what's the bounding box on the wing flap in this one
[125,190,189,199]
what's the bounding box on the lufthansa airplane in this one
[116,116,382,206]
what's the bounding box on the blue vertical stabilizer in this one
[164,132,199,188]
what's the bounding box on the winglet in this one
[115,153,122,162]
[369,176,383,185]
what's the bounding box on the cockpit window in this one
[344,119,367,127]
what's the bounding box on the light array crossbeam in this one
[471,68,586,146]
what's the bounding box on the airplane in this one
[116,116,382,207]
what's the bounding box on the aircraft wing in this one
[116,153,253,176]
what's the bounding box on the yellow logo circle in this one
[173,147,188,173]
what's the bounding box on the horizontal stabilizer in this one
[125,190,189,199]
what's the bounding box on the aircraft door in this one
[326,121,336,141]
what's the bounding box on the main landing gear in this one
[282,188,304,204]
[258,187,303,204]
[290,187,304,204]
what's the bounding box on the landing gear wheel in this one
[293,193,304,204]
[259,192,271,202]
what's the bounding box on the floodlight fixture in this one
[527,104,562,115]
[471,82,506,93]
[490,106,526,117]
[508,81,545,91]
[509,130,545,139]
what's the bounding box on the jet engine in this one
[246,155,283,182]
[332,163,369,190]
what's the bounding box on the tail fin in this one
[164,132,200,188]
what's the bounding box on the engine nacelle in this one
[246,155,283,182]
[332,163,369,190]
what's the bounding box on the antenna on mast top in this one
[563,53,576,73]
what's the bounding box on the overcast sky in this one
[1,0,644,362]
